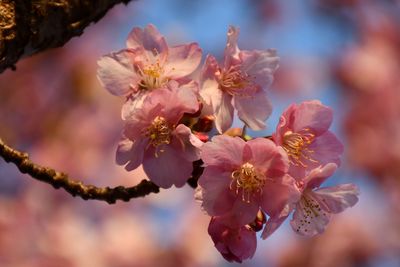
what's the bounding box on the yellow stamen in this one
[282,129,318,167]
[136,49,168,90]
[143,116,172,157]
[217,65,255,96]
[230,162,266,203]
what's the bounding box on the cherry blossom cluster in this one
[97,24,359,263]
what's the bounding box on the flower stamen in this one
[136,53,168,90]
[217,65,255,97]
[282,129,318,167]
[231,162,266,203]
[144,116,172,157]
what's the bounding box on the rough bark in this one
[0,0,132,73]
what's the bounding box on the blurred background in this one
[1,0,400,266]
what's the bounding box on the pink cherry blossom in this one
[199,26,279,133]
[97,24,202,105]
[116,81,203,188]
[273,100,344,180]
[196,135,299,228]
[208,216,257,263]
[262,163,359,238]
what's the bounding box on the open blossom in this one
[116,81,203,188]
[208,216,257,263]
[273,100,343,179]
[200,26,279,133]
[262,163,359,238]
[97,24,202,109]
[196,135,299,228]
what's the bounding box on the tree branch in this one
[0,138,160,204]
[0,138,204,203]
[0,0,133,73]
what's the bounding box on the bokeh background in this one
[1,0,400,266]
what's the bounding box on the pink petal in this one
[123,103,163,141]
[308,131,344,166]
[217,198,260,228]
[246,138,288,174]
[167,81,200,120]
[239,49,279,89]
[208,217,256,263]
[97,50,141,96]
[233,87,272,130]
[303,163,338,189]
[164,43,202,78]
[148,81,200,124]
[273,104,296,145]
[126,24,168,62]
[224,26,241,68]
[116,138,147,171]
[215,92,234,134]
[142,143,192,188]
[293,100,333,134]
[200,78,221,116]
[260,174,300,217]
[172,124,202,161]
[261,204,292,239]
[290,192,332,236]
[121,92,147,120]
[201,135,245,170]
[197,167,236,215]
[313,184,359,213]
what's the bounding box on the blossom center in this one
[137,57,168,90]
[231,162,266,203]
[282,129,317,167]
[144,116,172,156]
[217,65,252,96]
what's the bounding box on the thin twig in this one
[0,138,203,203]
[0,138,161,204]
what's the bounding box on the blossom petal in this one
[201,135,245,170]
[116,138,147,171]
[234,87,272,130]
[208,217,256,263]
[218,198,259,228]
[97,50,140,96]
[121,92,147,120]
[142,144,192,188]
[215,93,234,134]
[246,138,288,175]
[200,78,221,116]
[172,124,202,162]
[290,193,332,237]
[261,174,300,217]
[303,163,338,189]
[313,184,359,214]
[164,43,202,78]
[126,24,168,59]
[197,167,236,215]
[308,131,344,166]
[293,100,333,134]
[261,204,292,239]
[240,49,279,89]
[273,104,296,145]
[148,81,200,124]
[224,25,241,67]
